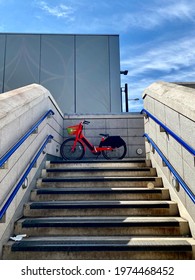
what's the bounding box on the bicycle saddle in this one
[83,120,90,125]
[99,133,109,137]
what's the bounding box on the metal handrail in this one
[141,109,195,156]
[144,133,195,204]
[0,109,54,168]
[0,135,53,220]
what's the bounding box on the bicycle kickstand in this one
[96,153,101,160]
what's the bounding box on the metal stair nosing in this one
[41,167,157,178]
[30,187,170,201]
[37,176,163,188]
[14,216,191,237]
[3,237,194,260]
[23,200,179,218]
[47,159,151,169]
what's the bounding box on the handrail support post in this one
[160,126,166,133]
[0,161,8,169]
[32,128,38,134]
[142,112,148,119]
[162,160,167,167]
[47,110,55,119]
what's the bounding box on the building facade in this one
[0,33,121,114]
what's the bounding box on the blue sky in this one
[0,0,195,111]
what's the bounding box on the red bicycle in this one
[60,120,127,160]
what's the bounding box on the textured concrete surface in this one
[0,84,64,256]
[143,81,195,233]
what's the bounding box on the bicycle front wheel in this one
[60,138,85,160]
[102,144,127,160]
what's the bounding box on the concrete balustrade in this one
[143,81,195,236]
[0,84,64,255]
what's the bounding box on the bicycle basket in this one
[66,125,79,135]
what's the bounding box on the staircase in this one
[2,159,195,260]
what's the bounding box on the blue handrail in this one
[141,109,195,156]
[0,109,54,168]
[0,134,53,220]
[144,133,195,204]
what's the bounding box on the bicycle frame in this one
[71,122,113,154]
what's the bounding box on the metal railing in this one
[0,135,53,220]
[144,133,195,204]
[0,109,54,168]
[141,109,195,156]
[0,109,55,220]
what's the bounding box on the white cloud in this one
[36,1,75,20]
[120,31,195,111]
[32,0,195,34]
[118,1,195,31]
[157,2,195,21]
[121,35,195,78]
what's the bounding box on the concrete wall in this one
[0,33,121,114]
[63,113,145,159]
[143,81,195,235]
[0,84,64,256]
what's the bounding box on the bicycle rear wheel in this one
[102,143,127,160]
[60,138,85,160]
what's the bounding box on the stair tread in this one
[34,187,165,194]
[41,176,159,182]
[28,200,175,204]
[18,216,187,227]
[45,167,152,172]
[27,200,175,209]
[8,236,193,252]
[49,159,146,164]
[8,235,193,241]
[18,216,186,221]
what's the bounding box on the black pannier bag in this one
[99,136,125,148]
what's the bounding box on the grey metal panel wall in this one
[0,35,5,93]
[40,35,75,113]
[75,35,110,113]
[3,34,40,92]
[0,33,121,114]
[109,36,121,113]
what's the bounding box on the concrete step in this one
[23,200,179,217]
[37,176,162,188]
[3,236,194,260]
[3,157,194,260]
[41,167,157,178]
[31,187,170,201]
[14,216,190,237]
[46,159,151,169]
